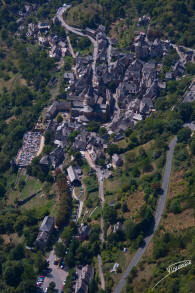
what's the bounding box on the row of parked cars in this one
[36,275,45,289]
[36,269,52,292]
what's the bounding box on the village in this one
[12,3,195,293]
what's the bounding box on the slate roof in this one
[67,165,79,183]
[40,216,54,233]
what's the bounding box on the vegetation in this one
[124,133,195,293]
[0,1,194,292]
[65,0,195,48]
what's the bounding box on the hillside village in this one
[4,2,195,293]
[15,3,195,176]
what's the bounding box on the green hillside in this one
[64,0,195,48]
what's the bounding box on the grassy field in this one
[7,174,43,204]
[63,1,102,28]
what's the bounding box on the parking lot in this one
[16,131,42,167]
[42,249,68,293]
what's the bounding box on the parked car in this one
[44,288,48,293]
[54,259,59,265]
[61,283,64,293]
[36,282,42,287]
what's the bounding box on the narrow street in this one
[66,35,76,58]
[98,254,105,290]
[84,152,105,290]
[104,93,120,131]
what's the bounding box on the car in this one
[63,279,66,285]
[61,284,65,292]
[36,282,42,287]
[38,276,44,281]
[53,260,59,265]
[44,288,48,293]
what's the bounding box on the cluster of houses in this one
[16,3,38,28]
[16,8,70,61]
[36,24,193,175]
[16,131,42,167]
[183,81,195,103]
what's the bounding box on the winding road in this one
[56,5,98,87]
[113,136,177,293]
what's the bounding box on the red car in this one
[36,282,42,287]
[61,283,64,293]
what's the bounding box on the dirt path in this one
[37,136,45,156]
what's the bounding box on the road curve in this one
[56,6,98,87]
[113,136,177,293]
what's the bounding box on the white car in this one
[44,288,48,293]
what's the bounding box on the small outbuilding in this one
[67,165,80,186]
[112,154,123,169]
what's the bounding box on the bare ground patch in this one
[167,169,187,199]
[162,208,195,232]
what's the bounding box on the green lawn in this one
[8,175,43,204]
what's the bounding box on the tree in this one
[0,184,6,198]
[122,202,128,212]
[3,262,24,287]
[103,205,117,224]
[178,103,192,122]
[61,226,74,246]
[190,136,195,155]
[57,114,63,124]
[167,119,183,134]
[16,280,36,293]
[107,144,119,156]
[54,242,66,258]
[177,127,191,143]
[87,121,100,132]
[186,62,195,75]
[10,244,24,260]
[18,179,25,191]
[64,56,74,71]
[99,127,107,137]
[68,130,79,142]
[48,281,56,293]
[124,220,137,240]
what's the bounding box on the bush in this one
[167,198,182,214]
[190,136,195,154]
[177,127,191,143]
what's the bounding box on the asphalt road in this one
[113,136,177,293]
[56,5,98,87]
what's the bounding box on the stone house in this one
[35,216,54,249]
